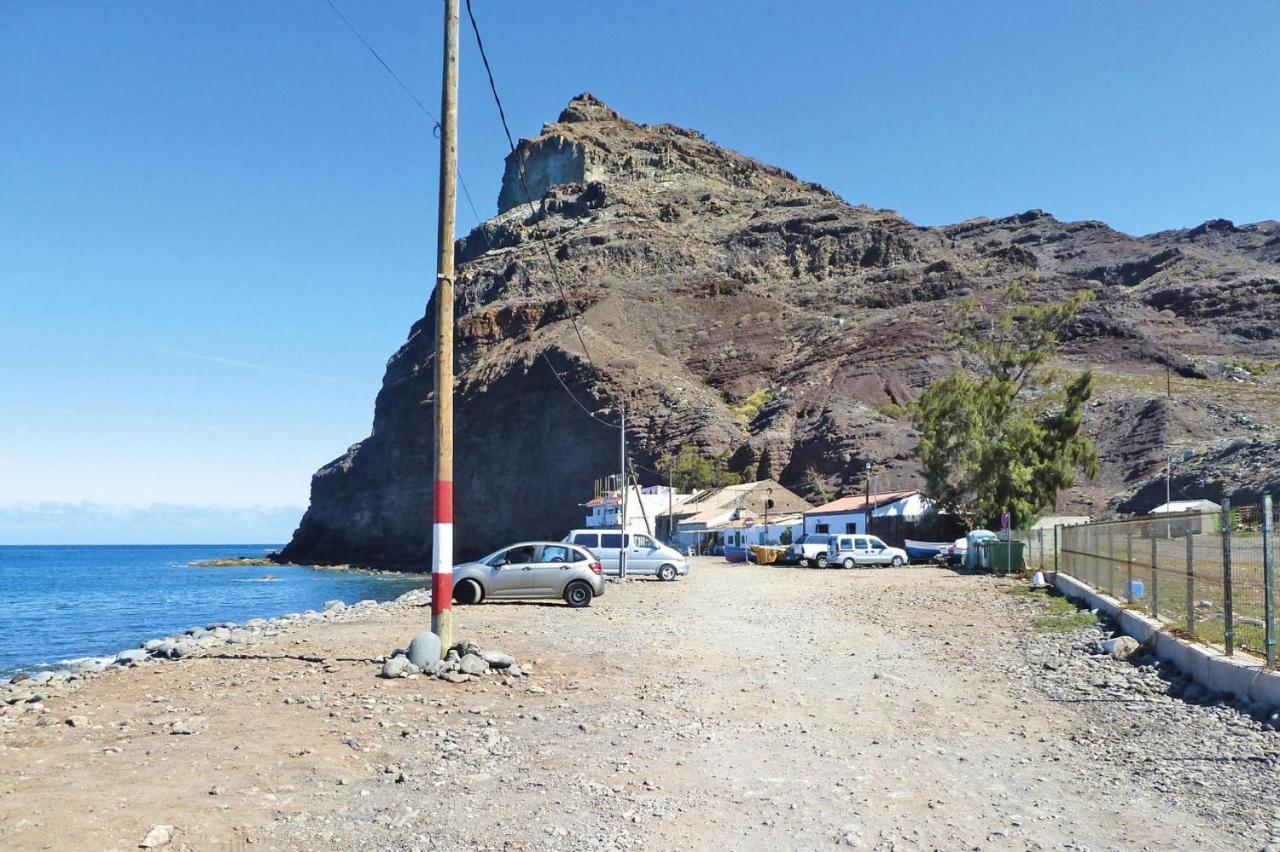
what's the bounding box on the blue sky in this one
[2,1,1277,543]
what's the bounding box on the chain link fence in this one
[1055,497,1278,662]
[1012,527,1060,574]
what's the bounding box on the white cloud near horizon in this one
[0,502,306,545]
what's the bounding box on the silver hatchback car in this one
[451,541,606,607]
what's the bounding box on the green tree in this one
[656,445,743,492]
[909,280,1099,528]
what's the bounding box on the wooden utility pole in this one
[430,0,459,655]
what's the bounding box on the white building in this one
[671,479,812,551]
[802,491,930,537]
[1149,499,1221,537]
[716,515,805,549]
[580,485,690,535]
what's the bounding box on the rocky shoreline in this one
[0,590,440,717]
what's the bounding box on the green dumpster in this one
[985,539,1025,574]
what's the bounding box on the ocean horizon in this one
[0,544,428,678]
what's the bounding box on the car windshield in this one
[869,537,886,549]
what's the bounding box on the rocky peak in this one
[556,92,622,124]
[496,94,803,215]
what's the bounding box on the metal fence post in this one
[1263,493,1275,666]
[1107,526,1116,597]
[1185,530,1195,633]
[1223,498,1234,656]
[1092,525,1101,588]
[1149,527,1159,619]
[1125,527,1134,603]
[1053,525,1059,575]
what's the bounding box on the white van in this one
[827,534,908,568]
[562,529,690,581]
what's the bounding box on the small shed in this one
[1149,499,1221,538]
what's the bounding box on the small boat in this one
[723,545,750,563]
[904,539,952,561]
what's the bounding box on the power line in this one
[464,0,603,378]
[319,0,489,234]
[541,351,621,428]
[325,0,619,433]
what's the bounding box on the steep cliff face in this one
[281,94,1280,567]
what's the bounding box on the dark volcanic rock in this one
[281,94,1280,567]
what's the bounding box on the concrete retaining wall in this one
[1052,571,1280,710]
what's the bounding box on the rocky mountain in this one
[280,94,1280,567]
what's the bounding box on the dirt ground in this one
[0,560,1265,850]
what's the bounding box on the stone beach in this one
[3,560,1278,850]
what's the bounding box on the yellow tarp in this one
[750,545,786,565]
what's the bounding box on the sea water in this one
[0,545,428,677]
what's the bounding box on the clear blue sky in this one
[2,1,1277,543]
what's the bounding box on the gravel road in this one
[1,560,1275,850]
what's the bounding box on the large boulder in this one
[1102,635,1141,661]
[406,631,443,668]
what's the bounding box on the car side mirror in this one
[493,559,508,568]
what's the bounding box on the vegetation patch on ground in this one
[1003,583,1099,633]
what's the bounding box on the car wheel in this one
[658,564,677,582]
[843,557,855,570]
[799,558,810,569]
[891,555,905,567]
[453,579,483,605]
[815,554,829,569]
[564,580,593,608]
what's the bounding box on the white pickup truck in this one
[785,533,835,568]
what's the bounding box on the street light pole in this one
[619,405,628,579]
[864,461,872,536]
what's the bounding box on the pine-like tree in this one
[910,279,1099,528]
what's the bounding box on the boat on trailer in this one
[904,539,952,562]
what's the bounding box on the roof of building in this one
[1029,515,1091,529]
[1151,499,1222,514]
[719,513,805,531]
[804,490,919,516]
[581,485,691,509]
[672,479,811,526]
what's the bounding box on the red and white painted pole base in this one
[430,480,453,658]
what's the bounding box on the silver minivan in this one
[563,529,690,581]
